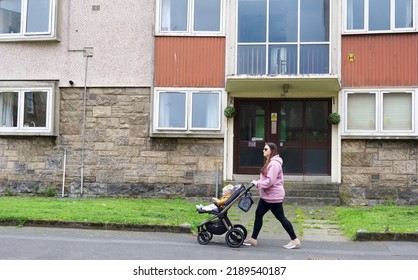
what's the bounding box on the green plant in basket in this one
[328,112,341,125]
[224,106,236,118]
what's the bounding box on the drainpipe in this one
[80,48,93,197]
[67,0,93,196]
[215,163,219,198]
[62,148,67,197]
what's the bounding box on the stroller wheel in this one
[197,231,211,245]
[233,224,247,239]
[225,228,244,248]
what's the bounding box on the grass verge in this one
[1,197,417,240]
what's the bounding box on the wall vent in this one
[92,5,100,11]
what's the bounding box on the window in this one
[0,83,57,135]
[237,0,330,75]
[153,89,222,136]
[0,0,58,41]
[343,90,416,137]
[345,0,415,33]
[157,0,223,35]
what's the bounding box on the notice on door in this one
[271,113,277,134]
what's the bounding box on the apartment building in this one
[1,0,417,205]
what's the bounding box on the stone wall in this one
[341,139,418,205]
[0,87,224,198]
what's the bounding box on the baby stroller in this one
[196,184,254,248]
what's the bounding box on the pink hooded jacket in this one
[253,154,285,203]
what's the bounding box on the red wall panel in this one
[342,34,418,87]
[154,37,225,87]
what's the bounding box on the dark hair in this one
[260,142,278,175]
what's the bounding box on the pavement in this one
[225,202,351,243]
[1,201,418,260]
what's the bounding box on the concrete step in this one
[285,196,340,206]
[246,182,341,206]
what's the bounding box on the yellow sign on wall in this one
[348,53,355,63]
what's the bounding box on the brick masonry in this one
[341,139,418,205]
[0,87,223,198]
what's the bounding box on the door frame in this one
[233,98,332,175]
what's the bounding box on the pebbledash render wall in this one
[340,139,418,205]
[0,87,223,198]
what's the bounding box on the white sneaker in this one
[243,237,258,246]
[283,238,301,249]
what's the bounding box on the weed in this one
[43,187,56,197]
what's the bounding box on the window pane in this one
[26,0,50,33]
[191,92,219,129]
[269,0,297,42]
[239,103,265,141]
[238,0,266,43]
[281,147,303,174]
[161,0,187,32]
[268,45,297,74]
[369,0,390,30]
[395,0,413,28]
[347,0,364,30]
[0,0,21,34]
[300,0,329,42]
[347,93,376,130]
[23,91,47,127]
[237,45,266,75]
[281,101,303,141]
[306,101,329,142]
[0,91,18,127]
[300,44,329,74]
[194,0,220,32]
[158,92,186,128]
[383,92,412,130]
[239,146,264,167]
[306,148,328,174]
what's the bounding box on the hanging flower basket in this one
[224,106,236,118]
[328,112,341,125]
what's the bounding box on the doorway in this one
[233,98,331,175]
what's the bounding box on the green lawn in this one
[0,196,417,240]
[336,205,418,240]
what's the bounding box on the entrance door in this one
[234,98,331,175]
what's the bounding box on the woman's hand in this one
[251,180,258,186]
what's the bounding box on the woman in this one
[243,142,301,249]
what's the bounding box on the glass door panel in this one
[235,100,267,173]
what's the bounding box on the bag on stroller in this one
[238,191,253,212]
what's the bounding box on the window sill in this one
[154,32,225,37]
[150,131,224,139]
[0,35,60,43]
[0,131,57,137]
[341,135,418,140]
[342,30,418,36]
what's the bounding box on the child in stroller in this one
[195,184,235,212]
[195,184,254,248]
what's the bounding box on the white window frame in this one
[343,0,417,34]
[236,0,331,75]
[155,0,225,36]
[152,88,224,137]
[0,82,57,136]
[342,89,417,137]
[0,0,58,41]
